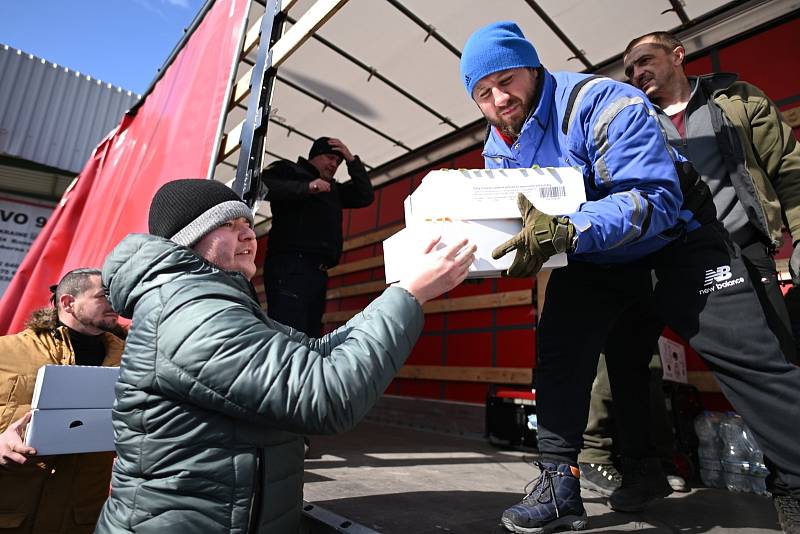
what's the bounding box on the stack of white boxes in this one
[383,167,587,283]
[25,365,119,455]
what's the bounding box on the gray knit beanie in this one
[148,179,253,247]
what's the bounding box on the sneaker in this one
[609,457,672,513]
[578,462,622,497]
[501,461,588,533]
[774,495,800,534]
[666,474,689,493]
[662,460,690,493]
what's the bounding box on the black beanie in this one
[148,179,254,247]
[308,137,343,160]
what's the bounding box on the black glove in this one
[491,193,575,278]
[790,241,800,285]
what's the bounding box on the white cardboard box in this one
[25,408,114,455]
[383,167,586,283]
[25,365,119,455]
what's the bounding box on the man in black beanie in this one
[262,137,373,337]
[95,178,475,532]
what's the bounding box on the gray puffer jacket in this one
[95,234,424,533]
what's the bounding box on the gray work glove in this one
[491,193,575,278]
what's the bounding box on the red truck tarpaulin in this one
[0,0,248,334]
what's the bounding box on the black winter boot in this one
[609,457,672,512]
[501,461,588,533]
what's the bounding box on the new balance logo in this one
[704,265,732,286]
[699,265,744,295]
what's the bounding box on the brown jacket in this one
[708,75,800,246]
[0,310,124,534]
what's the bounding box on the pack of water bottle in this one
[694,411,769,495]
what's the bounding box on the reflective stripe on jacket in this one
[483,69,689,263]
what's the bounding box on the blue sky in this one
[1,0,206,94]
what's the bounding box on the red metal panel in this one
[447,279,492,298]
[446,309,492,330]
[684,55,713,77]
[407,334,443,365]
[423,313,445,331]
[443,382,488,404]
[346,198,379,237]
[496,277,534,292]
[341,246,373,263]
[393,378,441,399]
[340,271,372,286]
[0,0,249,334]
[410,170,427,191]
[450,148,485,170]
[339,295,372,310]
[717,18,800,102]
[377,178,411,227]
[496,306,535,327]
[445,332,492,366]
[496,328,535,368]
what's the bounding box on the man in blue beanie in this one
[461,21,800,534]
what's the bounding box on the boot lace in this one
[521,461,565,518]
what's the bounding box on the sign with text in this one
[658,336,688,384]
[0,197,53,297]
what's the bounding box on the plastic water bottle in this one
[694,411,725,488]
[718,413,769,495]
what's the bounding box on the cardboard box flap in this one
[25,408,114,455]
[31,365,120,410]
[383,221,566,284]
[407,167,586,221]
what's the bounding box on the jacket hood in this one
[25,307,58,333]
[102,233,248,319]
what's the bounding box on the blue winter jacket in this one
[483,69,696,263]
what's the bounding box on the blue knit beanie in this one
[460,21,540,97]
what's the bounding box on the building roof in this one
[0,44,141,174]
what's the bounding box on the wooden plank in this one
[423,290,531,314]
[687,371,721,393]
[230,0,302,109]
[343,224,404,252]
[271,0,349,69]
[323,289,532,324]
[219,120,243,160]
[326,280,388,300]
[396,365,532,385]
[326,255,384,277]
[393,368,716,391]
[231,70,252,107]
[242,15,263,57]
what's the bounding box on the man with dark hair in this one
[262,137,374,337]
[581,29,800,530]
[459,21,800,534]
[0,268,124,534]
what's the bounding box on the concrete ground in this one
[303,421,781,534]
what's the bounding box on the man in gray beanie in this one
[95,178,475,533]
[460,21,800,534]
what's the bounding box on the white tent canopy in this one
[210,0,798,229]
